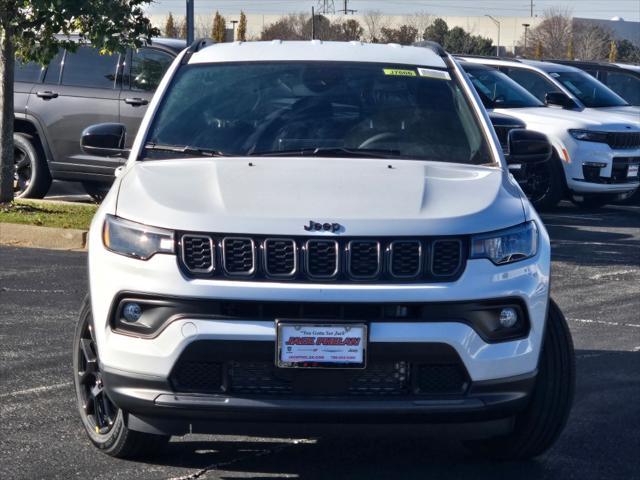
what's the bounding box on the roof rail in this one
[453,53,522,63]
[412,41,447,58]
[181,38,215,64]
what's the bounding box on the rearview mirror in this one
[545,91,577,109]
[507,129,552,163]
[81,123,129,157]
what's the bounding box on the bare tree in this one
[573,21,611,60]
[402,11,432,38]
[164,13,178,38]
[362,10,388,43]
[523,8,572,59]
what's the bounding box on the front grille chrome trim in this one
[263,238,298,278]
[305,239,340,280]
[221,237,257,277]
[180,234,215,274]
[346,240,382,280]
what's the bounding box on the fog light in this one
[499,308,518,328]
[122,302,142,322]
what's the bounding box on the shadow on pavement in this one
[137,348,640,479]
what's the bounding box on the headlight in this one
[568,129,609,144]
[470,221,538,265]
[103,214,175,260]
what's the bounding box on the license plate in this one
[276,322,367,369]
[628,164,639,178]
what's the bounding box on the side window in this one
[505,68,560,102]
[605,72,640,105]
[15,59,43,83]
[43,49,64,84]
[61,46,119,89]
[128,48,173,92]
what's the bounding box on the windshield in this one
[145,62,492,165]
[463,66,544,109]
[549,70,629,108]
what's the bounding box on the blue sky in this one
[147,0,640,21]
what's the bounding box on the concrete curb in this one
[0,222,88,250]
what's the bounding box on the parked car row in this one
[13,37,185,200]
[11,39,640,210]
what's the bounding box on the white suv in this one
[73,40,575,461]
[461,61,640,210]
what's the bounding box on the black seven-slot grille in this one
[178,234,465,282]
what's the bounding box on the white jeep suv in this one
[461,61,640,210]
[73,40,574,461]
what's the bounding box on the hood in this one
[594,106,640,125]
[493,107,640,131]
[115,157,525,236]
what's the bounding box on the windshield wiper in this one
[249,147,401,159]
[144,143,228,157]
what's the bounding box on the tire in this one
[13,133,51,199]
[73,296,170,459]
[464,299,575,460]
[82,182,111,203]
[570,194,616,210]
[523,154,565,211]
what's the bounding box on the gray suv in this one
[13,38,185,200]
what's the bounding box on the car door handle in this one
[36,91,58,100]
[123,97,149,106]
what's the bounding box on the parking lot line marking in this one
[1,287,69,294]
[0,382,72,398]
[569,318,640,328]
[589,269,637,280]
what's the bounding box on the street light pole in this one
[186,0,194,44]
[230,20,239,41]
[485,15,501,56]
[522,23,530,55]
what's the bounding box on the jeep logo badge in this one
[304,221,341,233]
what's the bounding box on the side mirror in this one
[508,129,552,163]
[81,123,128,157]
[545,91,577,109]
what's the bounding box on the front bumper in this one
[103,363,536,436]
[562,138,640,194]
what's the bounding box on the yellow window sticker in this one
[417,68,451,80]
[383,68,417,77]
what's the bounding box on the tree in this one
[524,8,572,59]
[573,22,611,60]
[335,19,364,41]
[164,13,178,38]
[212,11,226,43]
[423,18,448,45]
[362,10,387,43]
[261,14,306,40]
[380,25,418,45]
[179,17,187,40]
[237,11,247,41]
[535,41,544,60]
[616,39,640,63]
[0,0,158,203]
[443,27,493,55]
[609,40,618,63]
[566,36,574,60]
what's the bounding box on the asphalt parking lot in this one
[1,202,639,480]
